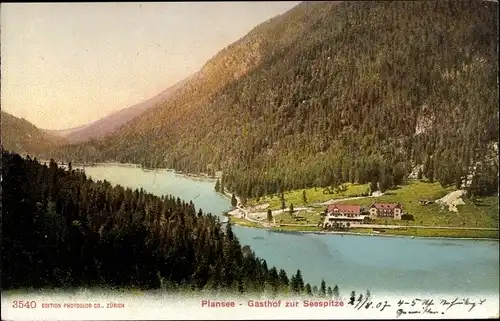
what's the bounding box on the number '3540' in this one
[12,300,37,308]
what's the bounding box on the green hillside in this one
[51,1,498,201]
[3,150,332,294]
[1,111,67,157]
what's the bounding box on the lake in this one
[80,164,499,296]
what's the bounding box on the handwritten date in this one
[348,294,487,317]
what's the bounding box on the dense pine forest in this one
[1,150,339,296]
[23,1,500,200]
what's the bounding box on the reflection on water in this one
[81,165,499,296]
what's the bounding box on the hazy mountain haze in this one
[44,74,194,143]
[0,2,300,130]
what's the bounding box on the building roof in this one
[327,204,361,214]
[370,203,401,210]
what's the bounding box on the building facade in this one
[368,203,402,220]
[322,204,366,228]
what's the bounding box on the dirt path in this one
[348,224,498,230]
[223,190,386,226]
[221,189,498,232]
[313,191,385,206]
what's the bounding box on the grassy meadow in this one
[335,181,499,229]
[247,183,370,210]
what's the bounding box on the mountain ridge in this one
[1,111,68,157]
[48,0,499,200]
[43,74,194,143]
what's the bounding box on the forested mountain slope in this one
[1,111,67,157]
[43,75,192,143]
[51,1,499,200]
[2,151,330,294]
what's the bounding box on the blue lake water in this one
[80,165,499,296]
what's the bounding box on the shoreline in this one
[59,159,498,242]
[225,204,499,241]
[228,217,499,241]
[72,161,220,181]
[218,188,498,242]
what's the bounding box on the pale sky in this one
[1,2,299,130]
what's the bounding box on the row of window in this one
[329,213,360,217]
[375,213,397,217]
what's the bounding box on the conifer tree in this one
[333,285,340,298]
[320,279,326,296]
[267,209,273,223]
[231,194,238,208]
[305,283,312,296]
